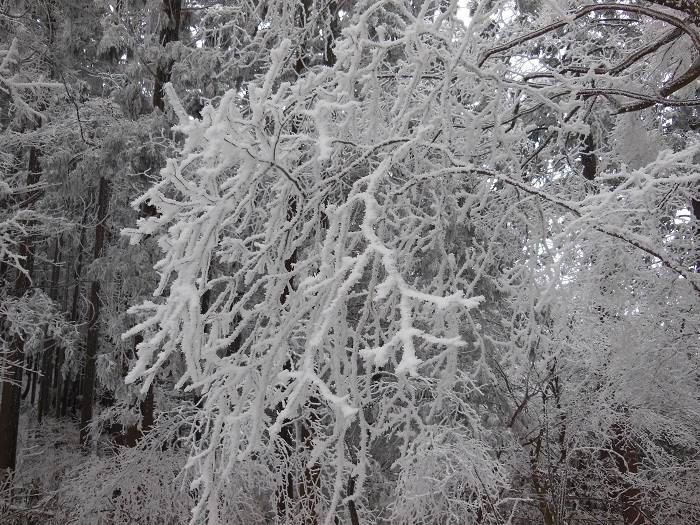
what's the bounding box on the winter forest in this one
[1,0,700,523]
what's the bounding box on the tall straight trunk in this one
[152,0,181,111]
[124,335,154,447]
[580,131,645,523]
[276,2,344,522]
[56,212,88,419]
[530,434,555,525]
[79,176,110,446]
[0,145,41,472]
[276,2,310,521]
[613,424,645,525]
[0,260,31,472]
[693,197,700,272]
[29,358,39,405]
[38,235,62,422]
[123,0,181,447]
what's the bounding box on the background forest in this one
[1,0,699,523]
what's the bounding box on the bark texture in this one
[79,175,110,446]
[0,145,41,472]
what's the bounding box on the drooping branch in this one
[479,3,700,114]
[480,3,700,66]
[559,27,683,76]
[494,171,700,294]
[646,0,700,22]
[435,164,700,294]
[618,57,700,113]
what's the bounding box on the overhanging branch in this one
[440,164,700,294]
[479,3,700,115]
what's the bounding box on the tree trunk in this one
[275,3,340,521]
[530,434,555,525]
[124,335,154,447]
[79,175,110,446]
[613,423,645,525]
[692,197,700,272]
[0,261,31,472]
[0,144,41,472]
[581,129,644,525]
[57,210,88,419]
[38,235,62,423]
[152,0,181,111]
[123,0,182,447]
[29,357,39,406]
[276,2,314,520]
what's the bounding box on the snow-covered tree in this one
[119,1,698,524]
[1,0,699,523]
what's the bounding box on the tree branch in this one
[444,164,700,294]
[479,3,700,115]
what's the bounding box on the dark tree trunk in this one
[29,357,39,405]
[612,423,645,525]
[693,196,700,273]
[55,213,87,419]
[0,144,41,472]
[123,0,182,447]
[152,0,181,111]
[57,210,88,419]
[530,434,555,525]
[581,132,597,181]
[39,333,56,418]
[345,445,361,525]
[276,3,312,521]
[0,331,27,473]
[53,345,65,419]
[124,335,154,447]
[38,235,62,423]
[79,176,110,446]
[21,357,32,401]
[124,384,154,447]
[275,3,342,520]
[276,3,311,521]
[324,0,339,68]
